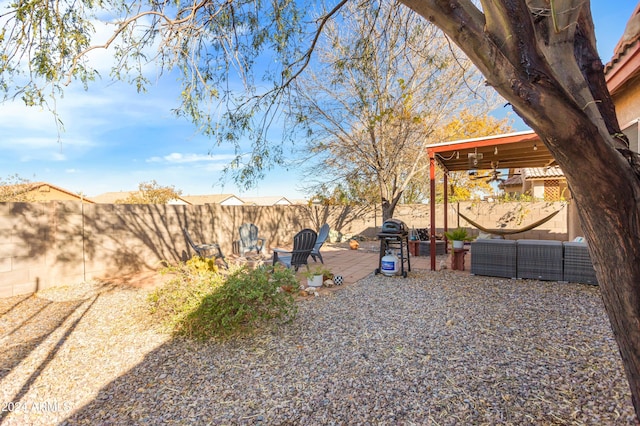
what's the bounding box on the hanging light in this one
[494,146,498,155]
[533,144,538,151]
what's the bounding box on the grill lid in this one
[381,218,408,234]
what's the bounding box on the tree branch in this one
[278,0,350,88]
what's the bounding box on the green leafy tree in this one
[3,0,640,417]
[1,0,312,188]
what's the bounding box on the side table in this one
[408,240,420,257]
[451,248,468,271]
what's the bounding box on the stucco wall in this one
[0,200,568,298]
[613,75,640,128]
[613,73,640,153]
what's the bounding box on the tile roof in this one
[604,3,640,74]
[501,174,523,187]
[604,3,640,96]
[522,166,565,179]
[500,166,566,188]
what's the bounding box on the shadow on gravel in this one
[58,277,640,425]
[0,295,99,425]
[0,296,85,383]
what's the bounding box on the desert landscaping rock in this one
[0,271,637,425]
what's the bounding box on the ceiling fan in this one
[469,161,508,183]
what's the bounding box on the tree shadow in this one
[0,294,32,316]
[0,294,98,424]
[2,201,432,294]
[60,339,207,424]
[57,278,639,425]
[296,204,374,235]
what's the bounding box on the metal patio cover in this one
[424,130,553,271]
[426,130,553,172]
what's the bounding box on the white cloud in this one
[0,134,93,150]
[147,152,237,164]
[0,81,176,135]
[19,150,66,162]
[0,103,60,132]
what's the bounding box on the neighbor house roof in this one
[92,191,136,204]
[605,2,640,94]
[1,182,95,203]
[92,191,191,204]
[242,196,293,206]
[290,198,309,205]
[522,166,565,179]
[500,166,565,188]
[500,174,523,187]
[181,194,244,205]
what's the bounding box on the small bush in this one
[148,257,225,332]
[149,262,299,340]
[181,256,219,275]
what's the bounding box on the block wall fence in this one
[0,201,571,298]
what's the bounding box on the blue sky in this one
[0,1,638,200]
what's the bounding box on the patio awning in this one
[426,130,553,172]
[424,130,553,271]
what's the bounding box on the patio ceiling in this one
[425,130,558,272]
[426,130,555,172]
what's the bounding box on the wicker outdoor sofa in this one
[470,239,598,285]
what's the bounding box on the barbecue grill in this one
[381,218,408,234]
[375,218,411,278]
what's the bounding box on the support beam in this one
[430,154,437,271]
[444,172,449,255]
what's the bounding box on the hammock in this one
[458,209,562,236]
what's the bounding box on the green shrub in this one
[149,262,299,340]
[148,257,226,332]
[444,227,469,241]
[181,256,219,275]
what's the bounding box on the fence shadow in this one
[0,201,569,297]
[0,294,98,424]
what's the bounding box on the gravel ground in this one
[0,271,638,425]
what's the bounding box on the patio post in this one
[430,153,437,271]
[444,172,448,255]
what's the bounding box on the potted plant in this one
[444,228,469,249]
[302,266,332,288]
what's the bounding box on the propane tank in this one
[381,250,399,276]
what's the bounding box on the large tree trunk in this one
[536,106,640,415]
[400,0,640,416]
[381,192,403,222]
